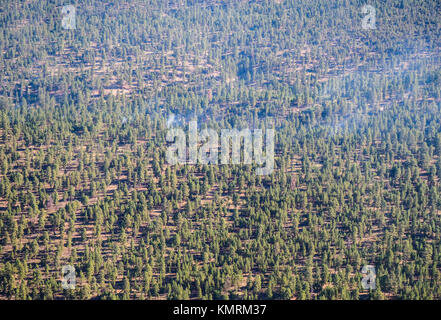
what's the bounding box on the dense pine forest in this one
[1,0,441,300]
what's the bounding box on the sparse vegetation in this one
[1,0,441,300]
